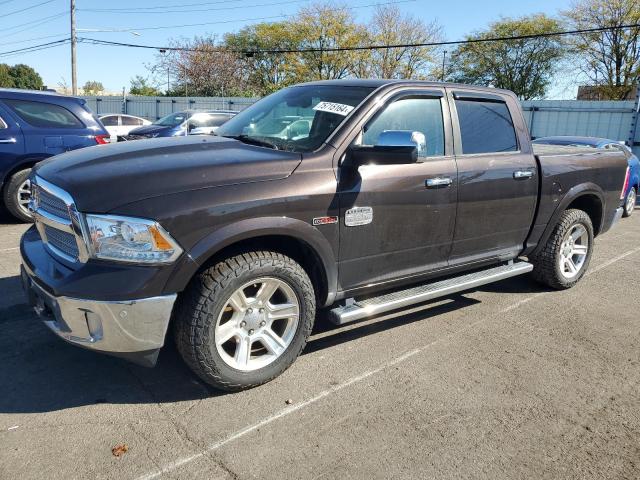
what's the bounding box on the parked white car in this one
[99,114,151,141]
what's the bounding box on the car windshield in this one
[216,85,375,153]
[154,112,189,127]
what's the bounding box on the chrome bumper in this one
[21,265,176,366]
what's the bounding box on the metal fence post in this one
[627,83,640,151]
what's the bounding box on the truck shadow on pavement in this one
[0,273,548,414]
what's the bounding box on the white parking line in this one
[0,247,19,253]
[136,244,640,480]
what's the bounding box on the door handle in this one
[425,177,452,188]
[0,138,16,144]
[513,170,534,179]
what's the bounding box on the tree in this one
[563,0,640,100]
[82,80,104,95]
[289,3,370,81]
[0,64,13,88]
[447,15,564,100]
[225,22,301,95]
[129,75,162,96]
[7,64,43,90]
[369,5,443,79]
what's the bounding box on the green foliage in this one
[0,64,13,88]
[563,0,640,100]
[0,64,43,90]
[447,14,564,100]
[129,75,162,96]
[82,80,104,95]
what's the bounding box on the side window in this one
[122,116,143,126]
[359,97,445,157]
[455,99,518,154]
[100,115,118,126]
[4,99,84,128]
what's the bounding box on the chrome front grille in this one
[37,186,71,220]
[44,225,79,260]
[31,176,88,264]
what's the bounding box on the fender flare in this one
[531,182,605,256]
[164,216,339,307]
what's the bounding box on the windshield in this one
[216,85,375,152]
[154,112,189,127]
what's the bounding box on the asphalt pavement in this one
[1,209,639,480]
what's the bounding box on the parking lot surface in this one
[1,210,639,480]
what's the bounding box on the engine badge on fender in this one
[345,207,373,227]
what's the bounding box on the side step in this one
[329,261,533,325]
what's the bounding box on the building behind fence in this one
[82,96,640,156]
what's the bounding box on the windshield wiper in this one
[222,134,278,150]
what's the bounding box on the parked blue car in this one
[0,88,109,222]
[533,136,639,218]
[124,110,236,140]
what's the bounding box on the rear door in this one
[447,89,538,264]
[337,88,458,291]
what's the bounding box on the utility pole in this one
[441,50,447,82]
[70,0,77,95]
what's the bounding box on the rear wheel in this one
[530,209,594,290]
[174,251,315,391]
[3,168,33,223]
[623,186,636,217]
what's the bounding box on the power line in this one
[0,0,21,6]
[79,0,275,12]
[78,0,415,32]
[79,0,313,15]
[78,23,640,56]
[0,38,70,58]
[4,0,57,18]
[0,33,68,48]
[5,12,67,34]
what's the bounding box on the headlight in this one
[84,214,182,264]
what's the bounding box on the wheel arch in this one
[164,216,338,308]
[531,183,605,257]
[1,156,49,191]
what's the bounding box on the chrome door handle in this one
[425,177,453,188]
[513,170,534,179]
[0,138,16,144]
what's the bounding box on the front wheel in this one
[530,209,594,290]
[623,186,636,218]
[174,251,315,391]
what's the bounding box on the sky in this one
[2,0,576,98]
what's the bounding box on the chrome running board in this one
[329,261,533,325]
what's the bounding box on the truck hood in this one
[34,136,302,212]
[127,124,174,137]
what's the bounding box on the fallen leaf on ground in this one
[111,444,129,457]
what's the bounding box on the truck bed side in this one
[524,144,628,255]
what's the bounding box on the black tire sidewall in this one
[552,212,594,288]
[179,254,315,390]
[3,168,32,223]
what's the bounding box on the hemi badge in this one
[313,216,338,226]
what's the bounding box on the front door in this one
[447,90,538,264]
[337,90,458,292]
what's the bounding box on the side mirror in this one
[346,130,426,167]
[189,126,211,135]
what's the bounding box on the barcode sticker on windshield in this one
[313,101,354,116]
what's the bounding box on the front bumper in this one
[21,264,176,367]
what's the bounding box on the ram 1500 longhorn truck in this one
[20,80,627,391]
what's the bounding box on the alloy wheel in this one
[558,223,589,279]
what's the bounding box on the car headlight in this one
[84,214,182,264]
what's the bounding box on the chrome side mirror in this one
[376,130,427,159]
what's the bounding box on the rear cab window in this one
[4,99,84,128]
[454,95,518,154]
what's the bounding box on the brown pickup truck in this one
[21,80,628,390]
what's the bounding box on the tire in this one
[623,186,636,218]
[530,209,594,290]
[3,168,33,223]
[174,251,315,391]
